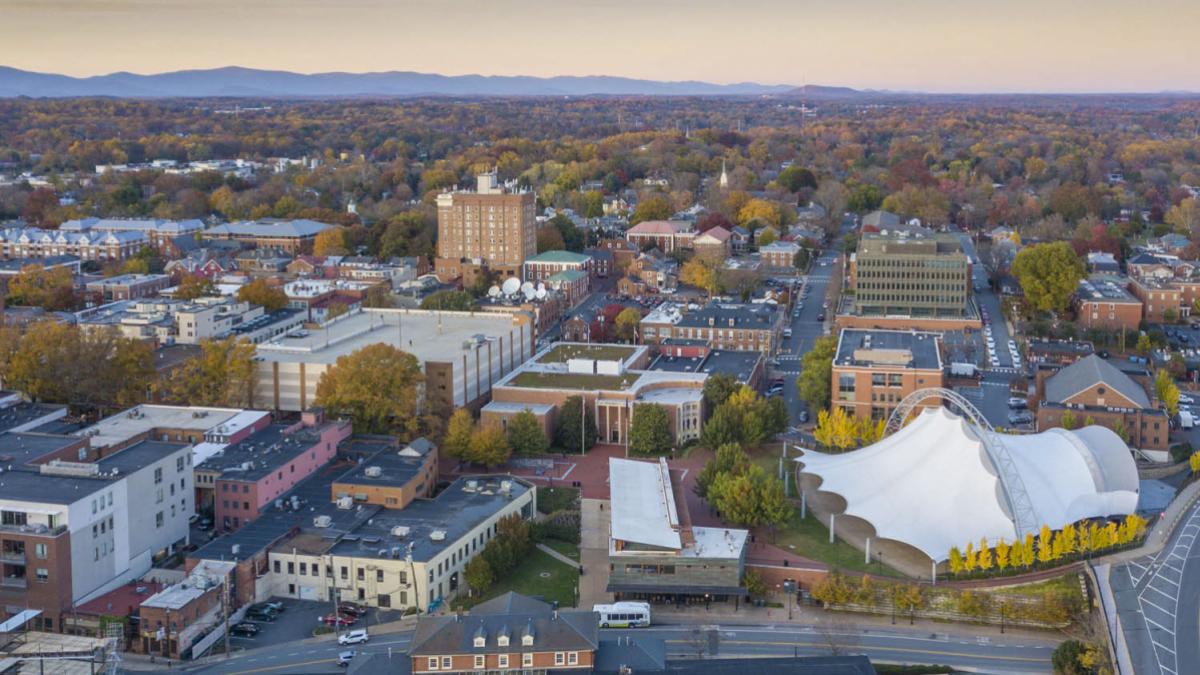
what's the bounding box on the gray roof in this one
[1045,354,1151,408]
[205,219,331,239]
[862,210,900,228]
[409,592,597,657]
[835,329,942,370]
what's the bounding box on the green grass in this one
[771,510,905,578]
[537,486,580,514]
[540,538,581,561]
[988,572,1081,598]
[510,370,640,390]
[458,549,580,609]
[538,344,637,363]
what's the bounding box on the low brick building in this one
[640,302,782,355]
[1075,277,1143,331]
[331,438,438,509]
[831,329,944,421]
[86,273,172,302]
[1035,354,1167,450]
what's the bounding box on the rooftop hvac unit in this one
[464,480,478,493]
[337,496,354,510]
[499,481,512,494]
[430,530,446,542]
[364,466,382,478]
[231,544,240,556]
[313,515,333,528]
[391,525,410,538]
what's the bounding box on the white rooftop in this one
[609,457,681,549]
[255,308,525,365]
[689,526,749,559]
[78,405,251,449]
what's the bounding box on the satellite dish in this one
[487,285,501,298]
[520,281,535,295]
[535,288,548,300]
[536,282,546,293]
[501,277,521,295]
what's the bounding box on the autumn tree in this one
[174,274,216,301]
[696,442,749,499]
[314,343,423,434]
[6,322,152,409]
[702,373,739,408]
[738,198,782,228]
[1155,369,1181,415]
[629,403,673,456]
[506,409,549,456]
[814,180,849,234]
[467,426,512,468]
[680,259,721,298]
[6,264,77,310]
[237,278,288,311]
[814,407,857,451]
[443,408,475,461]
[614,307,642,342]
[158,337,257,407]
[1166,198,1200,237]
[313,227,349,256]
[464,556,494,596]
[630,195,673,225]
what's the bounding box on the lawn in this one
[456,548,580,610]
[537,486,579,514]
[538,344,637,364]
[988,572,1082,599]
[510,370,640,391]
[540,538,581,562]
[770,510,903,577]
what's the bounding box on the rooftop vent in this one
[364,466,382,478]
[336,496,354,510]
[430,530,446,542]
[313,515,332,528]
[391,525,410,538]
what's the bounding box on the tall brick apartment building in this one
[435,171,537,283]
[831,329,944,420]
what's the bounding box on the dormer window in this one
[473,636,485,647]
[497,635,509,647]
[522,634,534,646]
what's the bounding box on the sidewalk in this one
[536,543,581,568]
[650,597,1060,645]
[579,498,613,608]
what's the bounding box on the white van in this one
[338,629,369,645]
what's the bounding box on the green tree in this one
[792,247,811,271]
[237,278,288,311]
[696,442,749,499]
[1051,639,1090,675]
[555,395,597,452]
[777,166,817,193]
[757,472,793,540]
[507,409,549,456]
[464,556,494,596]
[174,274,216,301]
[1060,409,1077,430]
[467,426,511,468]
[443,409,475,461]
[314,343,423,434]
[1155,370,1181,415]
[1011,242,1085,313]
[629,404,673,456]
[703,373,739,408]
[847,183,885,213]
[420,289,478,311]
[700,404,740,447]
[743,569,769,600]
[797,335,837,409]
[709,465,773,527]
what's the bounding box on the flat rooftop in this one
[197,424,326,481]
[254,308,524,365]
[834,329,942,370]
[648,350,762,383]
[0,401,66,434]
[1079,276,1138,302]
[96,439,189,475]
[537,343,638,364]
[77,405,247,449]
[0,437,183,505]
[334,446,431,491]
[642,302,779,329]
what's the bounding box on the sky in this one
[0,0,1197,93]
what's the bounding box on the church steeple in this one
[719,159,729,189]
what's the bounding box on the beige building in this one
[831,329,945,420]
[435,171,537,282]
[851,233,972,319]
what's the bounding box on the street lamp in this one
[783,579,796,620]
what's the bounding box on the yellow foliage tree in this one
[995,539,1010,571]
[814,407,857,451]
[680,259,721,298]
[856,417,886,446]
[948,546,964,575]
[1051,531,1066,560]
[1077,522,1093,555]
[1060,523,1077,555]
[737,198,783,228]
[1037,525,1053,564]
[963,542,977,572]
[1022,533,1036,567]
[1190,451,1200,475]
[976,538,993,571]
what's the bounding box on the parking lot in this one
[221,598,405,652]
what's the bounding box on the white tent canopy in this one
[797,407,1139,562]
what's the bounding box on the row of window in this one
[425,651,579,671]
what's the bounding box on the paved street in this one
[954,229,1014,369]
[1110,496,1200,675]
[183,619,1055,674]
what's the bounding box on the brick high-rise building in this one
[435,171,536,283]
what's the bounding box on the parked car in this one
[817,313,826,322]
[245,607,277,622]
[322,613,357,627]
[339,629,369,645]
[261,601,285,613]
[230,623,259,637]
[1007,412,1033,425]
[337,602,367,616]
[1007,397,1028,409]
[1180,394,1196,405]
[337,651,356,667]
[798,410,809,424]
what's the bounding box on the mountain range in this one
[0,66,844,98]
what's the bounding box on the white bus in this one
[592,601,651,628]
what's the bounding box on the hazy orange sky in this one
[1,0,1196,93]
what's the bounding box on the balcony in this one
[1,576,27,589]
[0,551,25,564]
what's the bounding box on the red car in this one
[321,613,357,626]
[337,602,367,617]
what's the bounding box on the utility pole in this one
[221,578,230,659]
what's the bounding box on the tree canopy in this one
[314,343,423,434]
[1011,242,1085,313]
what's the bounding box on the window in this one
[474,655,485,669]
[299,563,307,575]
[177,457,185,472]
[155,512,164,528]
[378,593,390,607]
[498,635,509,647]
[441,657,451,669]
[523,653,533,667]
[154,468,163,484]
[274,560,281,574]
[340,566,348,580]
[35,544,47,559]
[36,568,48,583]
[427,657,438,670]
[376,569,384,583]
[568,651,578,665]
[498,654,509,668]
[555,652,566,665]
[287,562,295,574]
[473,636,486,648]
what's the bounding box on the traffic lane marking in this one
[226,657,334,674]
[664,639,1049,662]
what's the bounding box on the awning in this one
[0,609,42,633]
[606,583,747,597]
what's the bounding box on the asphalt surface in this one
[954,229,1017,371]
[183,620,1056,674]
[1110,496,1200,675]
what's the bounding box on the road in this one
[953,229,1016,371]
[185,620,1056,674]
[1109,496,1200,675]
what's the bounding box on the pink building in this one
[205,410,352,532]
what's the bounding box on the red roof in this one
[76,581,165,617]
[626,220,688,236]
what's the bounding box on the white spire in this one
[719,159,729,189]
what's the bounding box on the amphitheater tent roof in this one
[796,407,1139,562]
